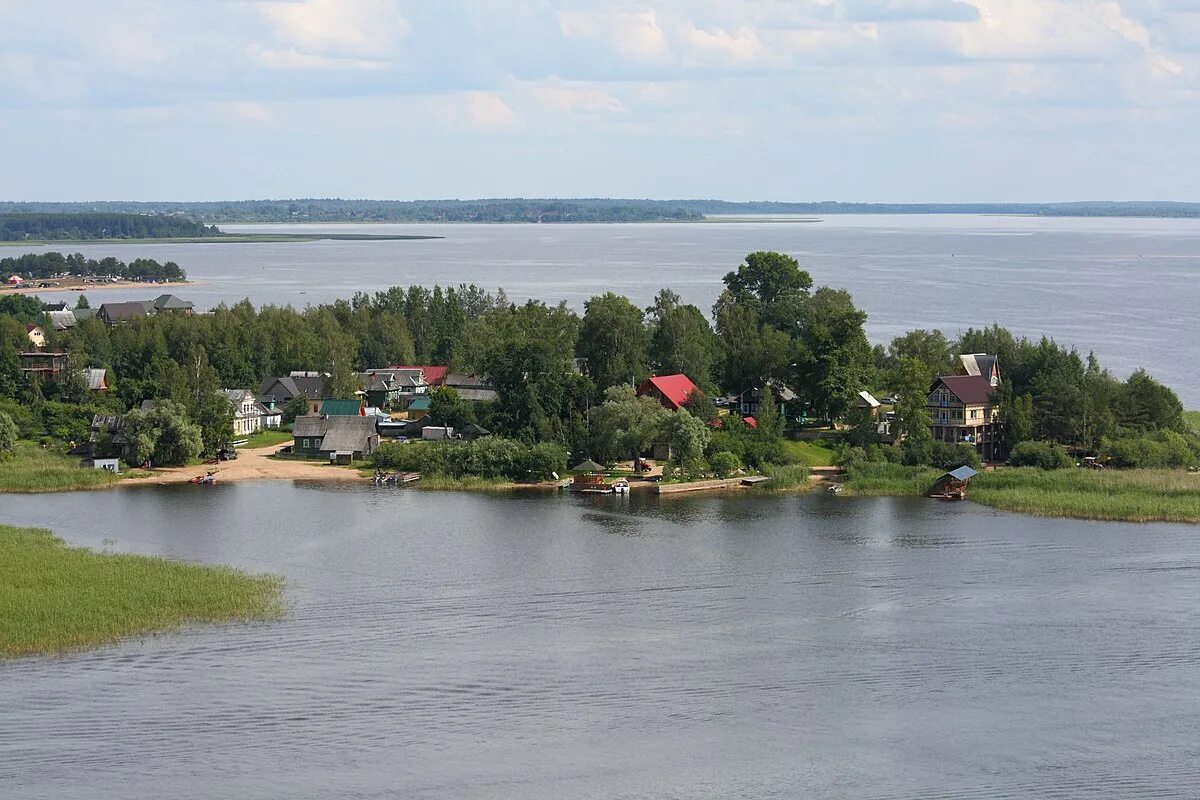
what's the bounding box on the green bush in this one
[1009,441,1074,470]
[709,450,740,478]
[0,411,16,458]
[1101,429,1200,469]
[372,436,566,482]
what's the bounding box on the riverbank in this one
[0,524,281,659]
[0,277,191,296]
[842,463,1200,523]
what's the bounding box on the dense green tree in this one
[793,288,872,423]
[1117,369,1184,433]
[887,329,954,382]
[682,388,718,425]
[577,292,648,393]
[713,293,793,392]
[429,386,475,429]
[124,400,203,467]
[75,294,89,309]
[661,409,711,477]
[646,290,718,390]
[591,386,670,464]
[1001,392,1035,456]
[722,251,812,333]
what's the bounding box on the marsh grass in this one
[843,462,1200,523]
[0,443,149,493]
[842,462,943,496]
[753,463,812,493]
[971,468,1200,523]
[0,525,283,659]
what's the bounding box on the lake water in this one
[10,215,1200,404]
[3,484,1199,799]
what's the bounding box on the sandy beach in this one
[0,279,192,297]
[120,444,362,487]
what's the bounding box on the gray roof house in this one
[153,294,194,313]
[47,310,78,330]
[259,374,328,414]
[98,301,155,326]
[293,415,379,459]
[443,372,499,402]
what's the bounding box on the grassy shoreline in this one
[843,462,1200,523]
[0,524,282,659]
[0,443,150,493]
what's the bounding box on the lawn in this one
[241,428,293,449]
[0,524,282,659]
[843,462,1200,523]
[781,439,837,467]
[0,442,149,493]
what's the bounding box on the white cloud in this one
[438,91,519,130]
[257,0,410,57]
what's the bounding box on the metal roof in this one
[947,466,978,481]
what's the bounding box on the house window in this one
[302,438,310,449]
[940,411,948,422]
[970,409,978,419]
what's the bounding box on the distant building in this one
[636,374,698,411]
[319,398,365,417]
[6,274,22,285]
[855,390,881,416]
[356,368,427,408]
[389,365,449,387]
[47,310,78,331]
[734,379,799,420]
[956,354,1001,387]
[25,325,45,348]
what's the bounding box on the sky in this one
[1,0,1199,202]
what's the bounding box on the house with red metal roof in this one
[927,360,1001,461]
[388,365,449,387]
[636,374,698,411]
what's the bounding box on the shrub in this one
[1009,441,1075,470]
[0,411,16,458]
[1101,429,1200,469]
[709,450,740,478]
[522,442,568,480]
[372,437,566,482]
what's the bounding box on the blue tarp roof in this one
[947,466,978,481]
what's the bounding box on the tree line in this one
[1,252,187,282]
[0,213,218,241]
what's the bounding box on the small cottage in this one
[25,325,46,348]
[636,374,698,411]
[292,415,379,460]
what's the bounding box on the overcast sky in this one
[2,0,1198,202]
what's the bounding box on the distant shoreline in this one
[1,233,443,246]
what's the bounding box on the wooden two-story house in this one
[928,354,1002,461]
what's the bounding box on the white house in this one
[224,389,281,437]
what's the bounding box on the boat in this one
[190,471,217,485]
[612,478,630,494]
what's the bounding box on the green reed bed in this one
[0,442,148,493]
[842,462,943,497]
[0,525,283,659]
[970,468,1200,523]
[755,463,812,493]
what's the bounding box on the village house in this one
[443,372,498,403]
[18,351,68,382]
[153,294,194,314]
[292,415,379,461]
[98,301,154,326]
[956,353,1001,386]
[258,372,328,416]
[636,373,699,411]
[224,389,280,437]
[927,356,1002,461]
[856,390,881,417]
[25,324,45,348]
[356,368,427,408]
[390,365,449,387]
[319,398,366,417]
[47,310,78,331]
[735,379,800,420]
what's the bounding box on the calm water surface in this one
[12,215,1200,403]
[2,483,1199,799]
